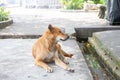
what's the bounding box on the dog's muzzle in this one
[60,35,69,41]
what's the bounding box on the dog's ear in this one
[48,24,53,32]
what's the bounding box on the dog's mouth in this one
[60,36,69,41]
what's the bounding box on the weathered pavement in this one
[88,30,120,79]
[0,39,93,80]
[0,7,108,80]
[0,7,108,36]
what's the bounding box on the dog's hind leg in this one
[34,59,53,73]
[56,43,73,58]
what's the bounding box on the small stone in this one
[43,74,48,77]
[28,76,31,78]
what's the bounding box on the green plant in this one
[0,7,10,21]
[92,0,106,4]
[92,0,100,4]
[87,0,94,4]
[61,0,85,9]
[99,0,106,5]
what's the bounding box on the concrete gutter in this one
[0,33,41,39]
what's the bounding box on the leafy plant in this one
[0,7,10,21]
[99,0,106,5]
[87,0,94,4]
[61,0,85,9]
[92,0,100,4]
[92,0,106,4]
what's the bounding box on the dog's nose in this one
[66,35,69,40]
[61,35,69,41]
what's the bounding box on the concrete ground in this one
[92,30,120,62]
[88,30,120,79]
[0,7,108,80]
[0,7,108,36]
[0,39,93,80]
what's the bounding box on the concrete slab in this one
[88,30,120,79]
[75,26,120,41]
[0,39,93,80]
[93,30,120,66]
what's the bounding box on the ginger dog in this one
[32,24,74,73]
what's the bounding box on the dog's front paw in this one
[63,59,69,64]
[66,67,74,73]
[65,61,69,64]
[45,67,53,73]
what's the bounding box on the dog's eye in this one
[59,31,61,33]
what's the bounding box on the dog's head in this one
[48,24,69,41]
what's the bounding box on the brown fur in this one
[32,24,74,73]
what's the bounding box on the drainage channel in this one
[77,41,116,80]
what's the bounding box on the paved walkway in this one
[0,7,108,36]
[0,39,93,80]
[0,7,108,80]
